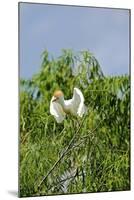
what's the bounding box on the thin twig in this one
[55,127,66,139]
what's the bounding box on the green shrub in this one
[19,49,130,197]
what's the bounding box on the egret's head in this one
[52,90,64,104]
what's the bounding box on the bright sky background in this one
[19,3,130,79]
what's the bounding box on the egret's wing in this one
[50,97,66,123]
[72,88,86,117]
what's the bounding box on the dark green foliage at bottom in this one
[19,50,130,197]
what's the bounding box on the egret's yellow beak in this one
[52,97,58,102]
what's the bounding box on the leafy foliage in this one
[19,49,130,197]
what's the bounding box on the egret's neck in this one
[58,97,70,114]
[58,97,65,108]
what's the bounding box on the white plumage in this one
[50,87,86,123]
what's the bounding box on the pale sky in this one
[19,3,130,78]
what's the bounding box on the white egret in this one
[50,87,86,123]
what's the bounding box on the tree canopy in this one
[19,49,130,197]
